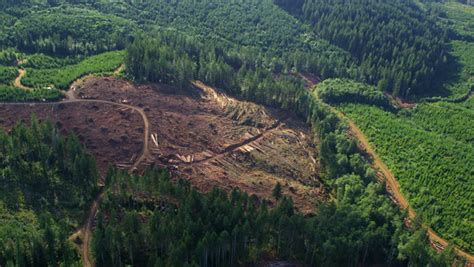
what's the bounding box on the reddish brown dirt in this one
[74,77,326,213]
[298,72,321,90]
[383,92,417,109]
[0,74,326,265]
[0,101,144,176]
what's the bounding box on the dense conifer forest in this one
[0,118,98,266]
[276,0,449,97]
[92,168,454,266]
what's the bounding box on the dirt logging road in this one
[4,68,152,266]
[68,99,150,267]
[76,99,150,267]
[14,69,30,90]
[80,192,103,267]
[326,104,474,264]
[301,70,474,264]
[0,97,151,267]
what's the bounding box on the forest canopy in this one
[275,0,449,97]
[0,119,98,266]
[0,6,137,56]
[91,167,454,267]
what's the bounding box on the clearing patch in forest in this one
[73,77,326,213]
[0,101,144,176]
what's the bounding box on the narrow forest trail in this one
[13,69,31,90]
[324,102,474,264]
[113,64,125,76]
[80,192,103,267]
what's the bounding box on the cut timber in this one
[151,133,159,147]
[129,153,137,163]
[219,157,245,172]
[239,144,255,153]
[202,150,213,157]
[116,163,132,169]
[194,81,236,108]
[243,132,254,139]
[251,143,265,154]
[176,154,194,163]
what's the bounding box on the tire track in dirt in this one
[113,64,125,76]
[323,100,474,264]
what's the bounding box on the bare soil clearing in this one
[0,98,150,267]
[0,101,144,175]
[74,77,326,213]
[0,74,325,265]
